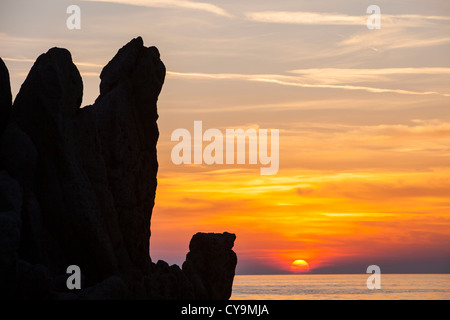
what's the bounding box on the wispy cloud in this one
[339,29,450,51]
[81,0,232,17]
[245,11,450,27]
[245,11,365,26]
[1,57,36,63]
[2,57,104,69]
[167,70,450,97]
[288,68,450,85]
[7,56,449,96]
[244,11,450,57]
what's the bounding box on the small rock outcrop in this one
[183,232,237,299]
[0,37,237,299]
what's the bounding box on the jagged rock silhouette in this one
[0,37,237,299]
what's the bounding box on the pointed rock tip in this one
[43,47,73,61]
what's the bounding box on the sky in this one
[1,0,449,274]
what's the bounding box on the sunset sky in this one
[1,0,449,274]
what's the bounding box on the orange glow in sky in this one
[151,156,450,273]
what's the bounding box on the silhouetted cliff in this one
[0,37,237,299]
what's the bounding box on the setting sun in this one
[291,260,310,273]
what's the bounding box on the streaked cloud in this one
[245,11,365,26]
[2,57,104,69]
[245,11,450,27]
[81,0,232,17]
[167,70,450,97]
[339,28,450,51]
[288,67,450,85]
[2,57,35,63]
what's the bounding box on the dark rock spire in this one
[0,38,236,299]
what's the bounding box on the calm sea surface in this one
[230,274,450,300]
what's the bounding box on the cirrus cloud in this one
[245,11,450,27]
[81,0,232,17]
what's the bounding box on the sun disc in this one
[291,259,310,272]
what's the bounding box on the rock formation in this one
[0,37,237,299]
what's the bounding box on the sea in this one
[230,274,450,300]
